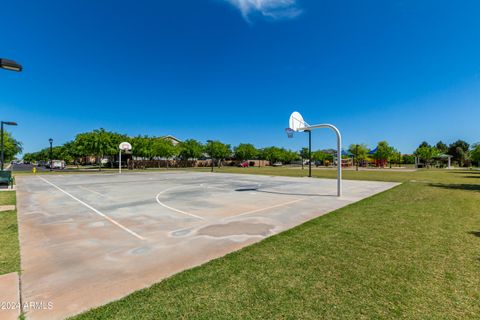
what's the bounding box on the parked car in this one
[272,162,283,167]
[238,161,249,167]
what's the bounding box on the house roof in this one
[437,154,452,159]
[160,135,182,144]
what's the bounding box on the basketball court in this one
[16,171,398,319]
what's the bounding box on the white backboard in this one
[289,111,307,132]
[119,142,132,151]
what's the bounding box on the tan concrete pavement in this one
[16,171,399,319]
[0,272,20,320]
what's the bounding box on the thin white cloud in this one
[225,0,302,21]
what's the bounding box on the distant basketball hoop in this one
[118,142,132,174]
[119,142,132,151]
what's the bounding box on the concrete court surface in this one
[0,272,20,320]
[16,171,399,319]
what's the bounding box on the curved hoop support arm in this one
[298,124,342,197]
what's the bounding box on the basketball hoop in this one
[118,142,132,174]
[286,111,343,197]
[119,142,132,151]
[285,127,294,138]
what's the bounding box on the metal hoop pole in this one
[299,124,342,197]
[308,130,312,178]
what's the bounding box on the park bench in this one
[0,171,14,189]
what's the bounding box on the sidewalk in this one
[0,272,20,320]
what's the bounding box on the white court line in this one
[155,186,206,221]
[39,177,145,240]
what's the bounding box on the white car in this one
[51,160,66,170]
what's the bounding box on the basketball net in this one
[285,128,294,138]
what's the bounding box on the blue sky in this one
[1,0,479,154]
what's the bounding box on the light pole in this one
[49,138,53,171]
[1,121,18,171]
[1,58,22,172]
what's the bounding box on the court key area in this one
[16,171,398,319]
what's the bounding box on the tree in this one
[107,132,129,167]
[153,138,178,169]
[75,128,117,170]
[131,136,155,160]
[415,146,441,168]
[260,147,283,164]
[24,148,49,163]
[435,141,448,153]
[178,139,203,164]
[62,141,81,165]
[471,144,480,167]
[234,144,257,161]
[448,140,470,167]
[311,150,331,166]
[373,141,395,167]
[402,154,416,165]
[299,147,309,170]
[279,149,299,164]
[348,144,369,171]
[1,131,22,164]
[204,140,231,168]
[22,153,33,163]
[418,141,431,149]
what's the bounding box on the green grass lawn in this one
[70,169,480,319]
[0,191,20,275]
[186,166,477,183]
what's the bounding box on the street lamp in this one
[1,121,18,171]
[207,140,214,172]
[49,138,53,171]
[1,58,22,171]
[0,58,22,72]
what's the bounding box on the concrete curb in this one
[0,205,16,212]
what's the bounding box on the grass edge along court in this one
[67,169,480,319]
[0,191,20,276]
